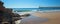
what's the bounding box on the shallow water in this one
[20,15,48,24]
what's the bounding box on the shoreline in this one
[32,11,60,18]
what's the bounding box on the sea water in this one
[12,7,60,11]
[12,7,60,15]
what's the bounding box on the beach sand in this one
[16,11,60,24]
[32,11,60,24]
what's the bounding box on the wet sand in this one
[32,11,60,24]
[16,11,60,24]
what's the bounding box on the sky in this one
[1,0,60,8]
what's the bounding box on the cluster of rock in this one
[0,1,22,24]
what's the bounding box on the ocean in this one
[11,7,60,15]
[12,7,60,11]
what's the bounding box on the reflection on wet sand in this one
[20,11,60,24]
[33,12,60,24]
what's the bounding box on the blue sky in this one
[1,0,60,8]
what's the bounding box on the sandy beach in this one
[15,11,60,24]
[31,11,60,24]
